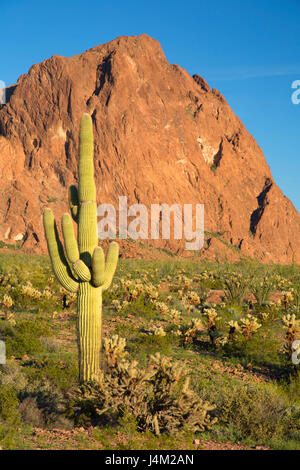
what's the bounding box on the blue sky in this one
[2,0,300,211]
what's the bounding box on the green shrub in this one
[22,357,78,392]
[19,377,72,428]
[249,276,276,307]
[0,361,28,391]
[0,384,20,426]
[222,328,283,368]
[128,333,174,357]
[202,380,299,443]
[1,320,51,357]
[19,397,45,427]
[223,272,249,305]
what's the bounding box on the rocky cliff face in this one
[0,34,299,263]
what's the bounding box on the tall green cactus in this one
[43,113,119,382]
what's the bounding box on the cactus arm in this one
[101,242,119,291]
[43,209,79,293]
[69,185,79,222]
[61,213,91,282]
[92,246,105,287]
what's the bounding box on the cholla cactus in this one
[177,289,184,300]
[282,314,300,358]
[281,290,294,313]
[21,282,42,300]
[169,275,192,293]
[148,326,167,337]
[112,299,122,313]
[203,308,220,329]
[0,274,10,287]
[227,320,240,340]
[194,270,214,282]
[168,308,181,323]
[2,294,14,319]
[276,276,292,291]
[183,291,201,306]
[203,308,220,345]
[148,353,217,435]
[129,288,140,301]
[182,318,203,344]
[42,287,54,299]
[240,314,261,340]
[180,275,193,291]
[144,284,159,302]
[43,114,119,382]
[120,279,144,301]
[154,301,169,316]
[3,294,13,309]
[103,335,128,367]
[216,336,228,347]
[71,345,217,435]
[259,312,270,323]
[282,313,300,331]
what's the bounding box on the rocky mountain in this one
[0,34,299,263]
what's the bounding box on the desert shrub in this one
[22,357,78,392]
[92,414,195,450]
[292,289,300,315]
[68,344,216,436]
[0,359,73,429]
[211,382,299,442]
[222,328,282,368]
[1,320,51,357]
[0,253,53,288]
[19,377,72,429]
[128,333,175,358]
[39,337,60,353]
[249,276,277,307]
[19,397,45,427]
[0,383,21,448]
[0,360,28,391]
[0,384,20,426]
[195,284,210,306]
[107,294,158,320]
[223,272,249,305]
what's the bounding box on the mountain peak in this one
[0,35,299,263]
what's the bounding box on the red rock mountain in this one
[0,34,299,263]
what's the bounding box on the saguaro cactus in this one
[43,113,119,382]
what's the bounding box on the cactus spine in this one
[43,113,119,382]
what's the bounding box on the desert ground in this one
[0,243,299,450]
